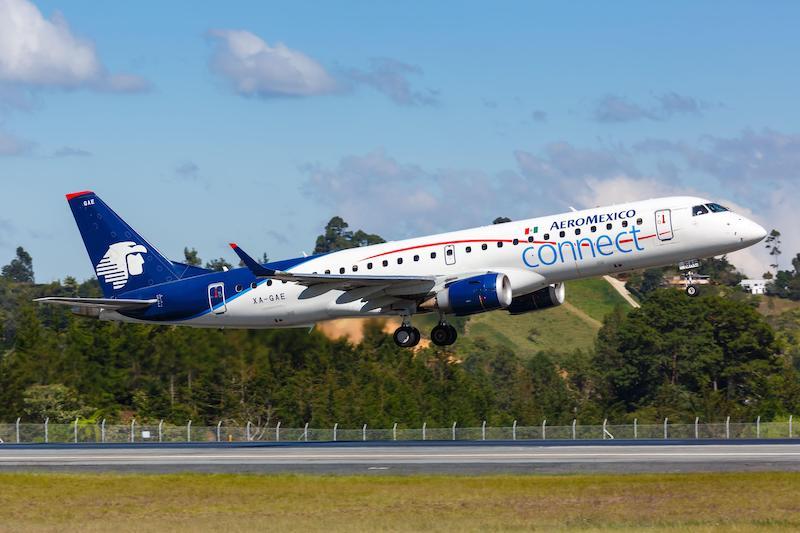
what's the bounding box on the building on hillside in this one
[740,279,768,295]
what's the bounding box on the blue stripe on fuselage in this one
[115,253,324,322]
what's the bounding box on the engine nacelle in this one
[506,283,565,315]
[434,273,513,316]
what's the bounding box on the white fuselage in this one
[106,196,767,328]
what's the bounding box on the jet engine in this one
[506,283,565,315]
[430,273,513,316]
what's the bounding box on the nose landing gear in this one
[679,259,701,297]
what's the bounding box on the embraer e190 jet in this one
[37,191,767,347]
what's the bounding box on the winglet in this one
[229,243,275,277]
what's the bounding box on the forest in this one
[1,217,799,428]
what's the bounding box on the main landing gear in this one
[393,318,421,348]
[391,318,457,348]
[430,322,457,347]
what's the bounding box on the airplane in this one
[36,191,767,348]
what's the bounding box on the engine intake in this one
[435,273,513,316]
[506,283,565,315]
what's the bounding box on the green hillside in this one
[463,277,632,357]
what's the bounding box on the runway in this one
[2,440,800,474]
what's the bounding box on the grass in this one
[566,277,631,322]
[464,277,631,357]
[467,305,599,357]
[1,472,799,531]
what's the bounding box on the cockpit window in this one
[692,205,709,216]
[706,203,729,213]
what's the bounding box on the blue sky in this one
[1,0,799,280]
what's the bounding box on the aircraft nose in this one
[740,218,767,245]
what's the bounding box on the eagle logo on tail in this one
[95,241,148,289]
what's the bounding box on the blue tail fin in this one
[66,191,179,297]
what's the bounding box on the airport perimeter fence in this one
[0,416,797,444]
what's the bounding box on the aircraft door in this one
[655,209,674,241]
[444,244,456,265]
[208,282,227,314]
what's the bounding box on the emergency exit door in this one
[655,209,673,241]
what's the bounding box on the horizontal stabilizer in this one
[34,297,157,311]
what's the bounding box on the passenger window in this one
[339,267,345,274]
[430,252,437,259]
[590,226,597,233]
[235,284,243,293]
[622,220,628,228]
[693,205,709,216]
[267,280,273,286]
[352,265,358,272]
[559,230,565,238]
[397,258,403,264]
[636,218,642,225]
[497,242,503,248]
[575,228,581,235]
[447,248,454,256]
[528,236,534,243]
[606,223,612,230]
[413,255,420,261]
[481,244,488,250]
[466,246,472,253]
[513,238,519,245]
[250,281,258,289]
[367,263,373,270]
[544,233,550,240]
[324,270,330,275]
[382,260,388,267]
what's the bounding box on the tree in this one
[183,247,201,266]
[698,256,744,286]
[593,290,787,419]
[205,258,232,271]
[765,229,782,273]
[1,246,34,283]
[23,384,93,422]
[313,216,384,253]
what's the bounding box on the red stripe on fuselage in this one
[360,232,657,261]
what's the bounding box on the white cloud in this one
[207,29,337,98]
[341,58,439,106]
[0,0,149,91]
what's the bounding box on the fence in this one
[0,415,796,444]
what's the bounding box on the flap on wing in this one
[34,297,157,310]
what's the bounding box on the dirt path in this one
[603,275,641,308]
[563,301,603,328]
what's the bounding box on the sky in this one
[1,0,799,281]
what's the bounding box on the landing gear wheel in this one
[445,325,458,345]
[431,325,451,346]
[393,326,420,348]
[431,324,458,346]
[686,285,699,297]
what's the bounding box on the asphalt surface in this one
[2,440,799,474]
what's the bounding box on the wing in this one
[230,243,438,301]
[34,297,157,311]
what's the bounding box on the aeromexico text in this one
[549,209,637,231]
[524,209,644,269]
